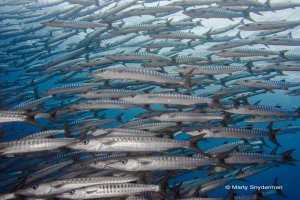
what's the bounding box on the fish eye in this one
[121,159,127,164]
[69,190,75,195]
[32,185,38,190]
[82,140,89,145]
[94,161,98,165]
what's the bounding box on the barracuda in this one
[17,176,139,196]
[105,155,232,171]
[92,68,194,92]
[68,136,205,154]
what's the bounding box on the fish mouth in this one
[104,160,120,168]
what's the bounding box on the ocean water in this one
[1,0,300,199]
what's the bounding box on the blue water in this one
[1,0,300,199]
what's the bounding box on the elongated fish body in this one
[226,105,300,117]
[237,79,300,90]
[92,68,192,90]
[0,138,75,155]
[46,31,78,45]
[217,0,266,7]
[149,31,206,40]
[256,37,300,46]
[198,176,235,194]
[76,89,143,99]
[42,20,107,29]
[68,136,197,152]
[210,20,244,35]
[56,183,160,199]
[90,128,159,137]
[276,125,300,135]
[123,121,178,132]
[25,159,74,184]
[43,58,85,74]
[105,52,171,62]
[122,6,182,17]
[151,112,223,122]
[170,0,222,7]
[175,64,249,75]
[113,23,169,35]
[208,39,255,51]
[92,0,138,21]
[214,48,282,57]
[224,151,293,164]
[64,0,99,7]
[21,130,65,139]
[244,116,295,123]
[17,176,139,196]
[205,140,245,155]
[184,8,250,20]
[69,100,136,110]
[239,21,300,31]
[105,156,223,171]
[0,110,31,123]
[235,162,278,179]
[269,2,300,10]
[266,63,300,71]
[120,93,213,106]
[188,127,272,140]
[43,83,102,95]
[10,96,52,111]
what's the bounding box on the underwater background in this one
[1,0,300,199]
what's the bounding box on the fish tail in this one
[265,0,271,8]
[182,67,194,93]
[224,113,232,123]
[216,159,233,170]
[63,124,72,138]
[245,61,254,75]
[216,150,235,170]
[188,134,207,156]
[48,110,59,123]
[279,50,288,60]
[281,149,297,165]
[244,8,255,22]
[158,171,172,199]
[212,96,224,108]
[25,110,45,129]
[205,28,213,40]
[269,132,280,146]
[225,189,235,200]
[236,30,242,39]
[273,178,288,198]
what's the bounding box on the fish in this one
[239,20,300,31]
[105,154,232,171]
[56,183,161,199]
[92,68,194,92]
[236,79,300,90]
[16,176,139,196]
[183,7,254,22]
[0,138,76,156]
[186,126,280,145]
[224,150,296,165]
[42,20,108,29]
[67,136,205,154]
[0,0,299,199]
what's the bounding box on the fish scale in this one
[0,0,298,199]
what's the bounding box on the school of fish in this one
[1,0,300,199]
